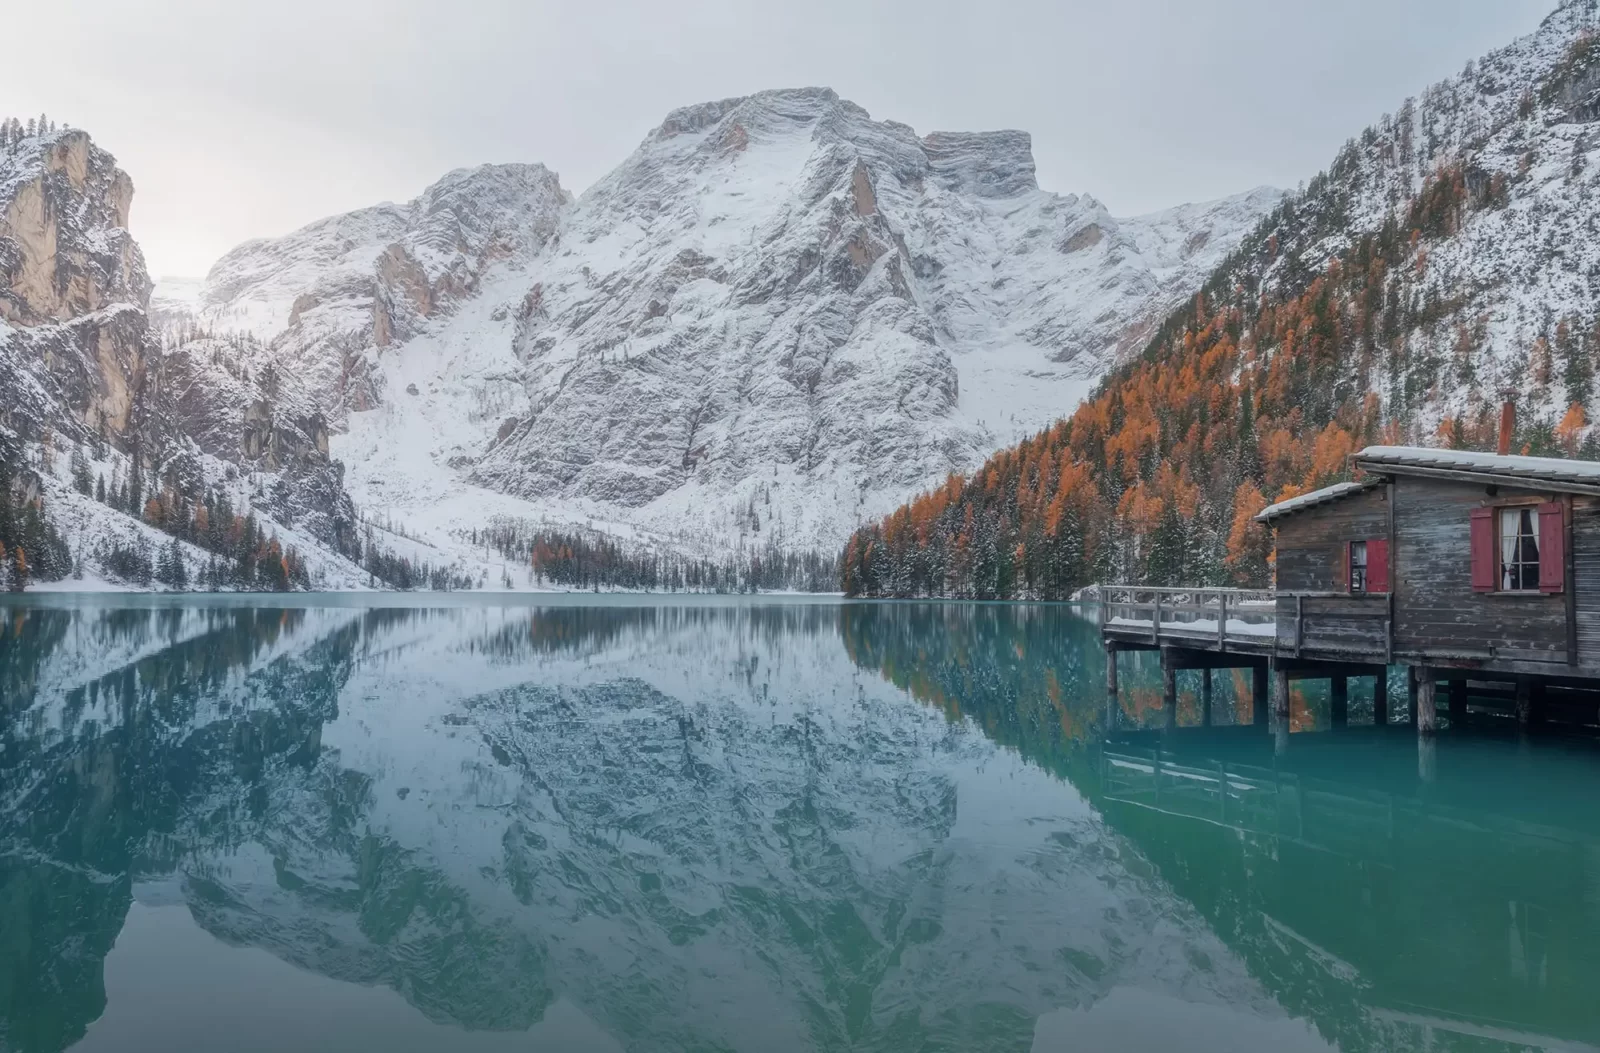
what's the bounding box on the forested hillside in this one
[843,2,1600,599]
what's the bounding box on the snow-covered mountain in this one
[185,88,1280,554]
[846,0,1600,599]
[1205,0,1600,434]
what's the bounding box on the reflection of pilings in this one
[1418,733,1437,782]
[1163,660,1178,732]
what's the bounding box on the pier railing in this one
[1092,586,1277,650]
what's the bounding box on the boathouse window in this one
[1500,508,1540,591]
[1343,539,1387,593]
[1471,503,1565,594]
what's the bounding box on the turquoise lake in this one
[1,597,1597,1052]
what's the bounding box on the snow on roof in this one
[1254,480,1382,524]
[1353,445,1600,489]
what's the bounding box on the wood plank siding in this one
[1391,477,1568,667]
[1273,486,1390,593]
[1273,486,1391,656]
[1573,501,1600,665]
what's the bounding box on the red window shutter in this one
[1367,539,1390,593]
[1470,508,1495,592]
[1539,501,1566,593]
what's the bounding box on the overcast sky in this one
[0,0,1558,277]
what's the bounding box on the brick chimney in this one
[1497,400,1516,456]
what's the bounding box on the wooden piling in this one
[1373,670,1389,726]
[1407,667,1419,726]
[1449,679,1468,722]
[1516,677,1533,726]
[1416,668,1438,735]
[1201,668,1213,727]
[1330,675,1348,727]
[1272,664,1290,718]
[1253,664,1269,726]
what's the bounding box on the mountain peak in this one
[0,119,148,324]
[650,87,866,142]
[922,129,1037,198]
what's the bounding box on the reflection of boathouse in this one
[1092,725,1600,1052]
[1100,444,1600,735]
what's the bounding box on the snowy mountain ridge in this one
[181,87,1281,556]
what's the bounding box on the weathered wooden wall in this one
[1274,486,1390,655]
[1572,498,1600,665]
[1273,486,1389,592]
[1392,477,1566,666]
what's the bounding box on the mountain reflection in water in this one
[0,598,1596,1052]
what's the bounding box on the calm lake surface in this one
[2,596,1598,1053]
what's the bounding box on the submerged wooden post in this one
[1449,679,1468,722]
[1418,734,1437,784]
[1201,668,1213,727]
[1163,657,1178,731]
[1373,670,1389,726]
[1105,644,1119,731]
[1272,662,1291,750]
[1253,664,1269,726]
[1416,668,1438,735]
[1330,675,1349,728]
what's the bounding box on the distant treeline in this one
[73,448,313,590]
[362,534,476,591]
[472,521,838,593]
[0,438,72,590]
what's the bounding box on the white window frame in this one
[1498,506,1541,593]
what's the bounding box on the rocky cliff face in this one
[0,127,153,449]
[191,89,1279,554]
[0,124,365,582]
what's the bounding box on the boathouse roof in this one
[1254,479,1383,523]
[1353,445,1600,494]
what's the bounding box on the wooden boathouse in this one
[1099,443,1600,737]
